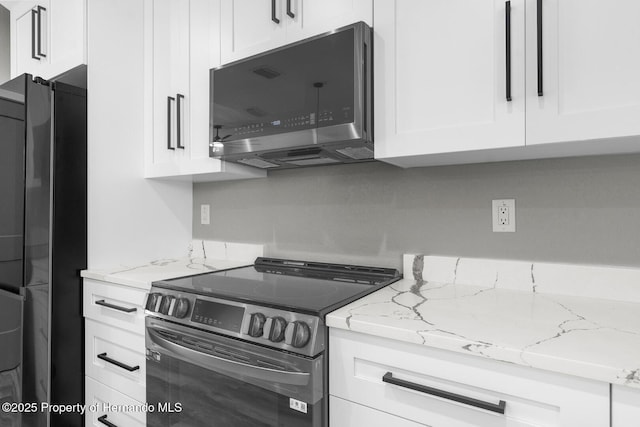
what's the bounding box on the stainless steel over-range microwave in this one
[209,22,372,170]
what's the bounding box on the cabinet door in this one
[526,0,640,146]
[85,377,146,427]
[330,396,424,427]
[48,0,86,78]
[374,0,525,167]
[85,319,146,402]
[611,385,640,427]
[285,0,372,43]
[331,329,610,427]
[151,0,190,170]
[189,0,219,162]
[220,0,287,64]
[12,1,48,78]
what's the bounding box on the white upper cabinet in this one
[9,0,85,80]
[144,0,265,181]
[525,0,640,145]
[286,0,373,42]
[150,0,190,171]
[376,0,640,167]
[220,0,287,64]
[220,0,372,64]
[374,0,525,166]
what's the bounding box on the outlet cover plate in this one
[492,199,515,232]
[200,204,210,225]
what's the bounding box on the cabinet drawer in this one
[329,329,609,427]
[612,385,640,427]
[83,279,147,334]
[85,376,146,427]
[330,396,423,427]
[85,319,146,402]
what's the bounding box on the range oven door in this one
[145,317,325,427]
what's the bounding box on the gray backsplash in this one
[193,153,640,271]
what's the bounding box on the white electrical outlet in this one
[200,204,210,225]
[492,199,515,232]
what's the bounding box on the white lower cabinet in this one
[85,319,146,402]
[83,279,147,335]
[329,329,610,427]
[85,376,146,427]
[330,395,423,427]
[611,385,640,427]
[83,279,147,423]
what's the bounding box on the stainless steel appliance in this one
[145,258,400,427]
[0,73,87,427]
[209,22,372,170]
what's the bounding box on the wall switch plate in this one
[200,204,210,225]
[492,199,515,232]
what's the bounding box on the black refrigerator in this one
[0,73,86,427]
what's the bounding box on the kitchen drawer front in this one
[330,396,424,427]
[83,278,147,334]
[85,376,146,427]
[611,385,640,427]
[329,329,609,427]
[85,319,146,402]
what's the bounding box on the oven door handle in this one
[147,326,311,386]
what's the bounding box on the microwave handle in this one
[147,326,310,386]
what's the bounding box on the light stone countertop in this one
[81,240,263,289]
[327,254,640,389]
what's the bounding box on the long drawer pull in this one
[98,415,118,427]
[382,372,506,415]
[97,353,140,372]
[95,299,137,313]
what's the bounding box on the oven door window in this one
[146,320,324,427]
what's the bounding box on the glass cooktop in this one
[154,258,400,316]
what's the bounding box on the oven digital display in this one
[191,300,245,333]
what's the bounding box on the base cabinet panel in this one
[85,319,146,403]
[329,329,609,427]
[611,384,640,427]
[330,396,424,427]
[85,376,146,427]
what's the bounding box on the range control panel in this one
[144,288,324,357]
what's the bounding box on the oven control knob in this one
[145,293,162,312]
[247,313,267,337]
[284,321,311,348]
[263,317,287,342]
[159,296,174,315]
[171,298,190,319]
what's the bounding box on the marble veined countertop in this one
[81,240,263,289]
[327,254,640,389]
